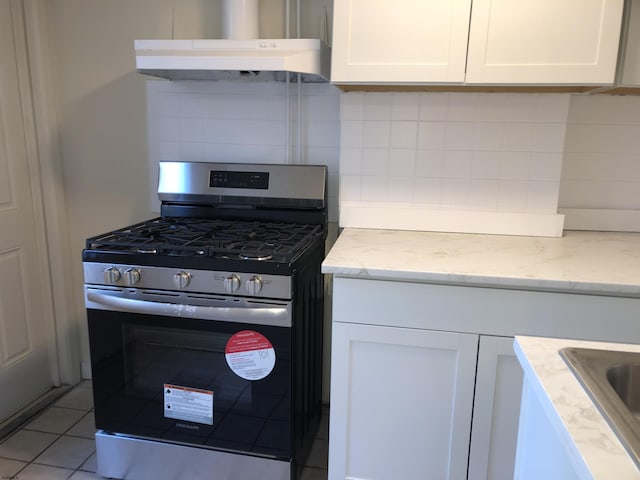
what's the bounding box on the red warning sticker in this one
[225,330,276,380]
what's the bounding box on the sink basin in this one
[607,363,640,421]
[560,347,640,468]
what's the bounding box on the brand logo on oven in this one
[176,423,200,431]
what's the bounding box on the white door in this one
[468,335,524,480]
[466,0,624,85]
[0,0,56,421]
[328,322,478,480]
[331,0,472,83]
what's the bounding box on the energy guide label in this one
[164,384,213,425]
[225,330,276,380]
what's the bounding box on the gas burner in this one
[238,254,273,261]
[86,217,323,264]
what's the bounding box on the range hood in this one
[135,38,331,82]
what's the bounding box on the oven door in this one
[85,286,292,460]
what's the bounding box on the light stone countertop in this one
[514,336,640,480]
[321,228,640,296]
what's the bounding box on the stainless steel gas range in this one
[82,161,327,480]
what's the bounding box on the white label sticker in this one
[225,330,276,381]
[164,384,214,425]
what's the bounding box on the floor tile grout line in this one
[11,441,97,478]
[1,383,328,479]
[22,413,96,439]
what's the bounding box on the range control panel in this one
[209,170,269,190]
[83,263,292,300]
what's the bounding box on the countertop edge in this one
[321,266,640,297]
[321,229,640,297]
[514,336,640,480]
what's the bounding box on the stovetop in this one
[84,217,324,265]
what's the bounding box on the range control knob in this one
[173,271,191,289]
[103,267,121,284]
[224,274,241,293]
[246,275,263,295]
[124,268,141,286]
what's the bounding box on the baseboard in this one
[340,203,565,237]
[81,361,92,380]
[0,385,72,440]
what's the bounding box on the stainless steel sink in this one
[560,347,640,468]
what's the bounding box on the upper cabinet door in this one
[466,0,625,85]
[331,0,472,84]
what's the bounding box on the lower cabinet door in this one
[328,322,478,480]
[468,335,524,480]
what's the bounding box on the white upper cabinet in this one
[331,0,625,85]
[618,0,640,86]
[466,0,624,85]
[331,0,472,83]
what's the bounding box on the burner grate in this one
[86,217,323,262]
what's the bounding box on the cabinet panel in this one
[466,0,624,84]
[332,277,640,344]
[331,0,471,83]
[468,336,524,480]
[328,322,478,480]
[619,0,640,86]
[514,381,583,480]
[328,276,640,479]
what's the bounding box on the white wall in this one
[47,0,225,377]
[559,95,640,231]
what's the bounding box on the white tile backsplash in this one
[417,122,447,150]
[363,93,393,119]
[443,150,472,178]
[362,121,391,148]
[413,177,441,204]
[364,148,389,176]
[502,123,534,151]
[419,94,448,121]
[445,123,475,150]
[471,151,501,179]
[391,93,420,120]
[339,92,570,218]
[469,179,499,210]
[415,150,444,177]
[389,149,416,176]
[473,123,504,151]
[390,122,418,149]
[145,81,640,233]
[530,153,563,181]
[499,152,531,181]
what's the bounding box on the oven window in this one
[124,325,252,412]
[89,311,291,459]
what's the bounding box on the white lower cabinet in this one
[328,322,478,480]
[327,276,640,480]
[468,336,523,480]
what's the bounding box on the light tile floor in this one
[0,382,328,479]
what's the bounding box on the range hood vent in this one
[135,38,331,83]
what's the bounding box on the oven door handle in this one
[86,291,291,327]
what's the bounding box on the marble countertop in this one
[514,336,640,479]
[321,228,640,296]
